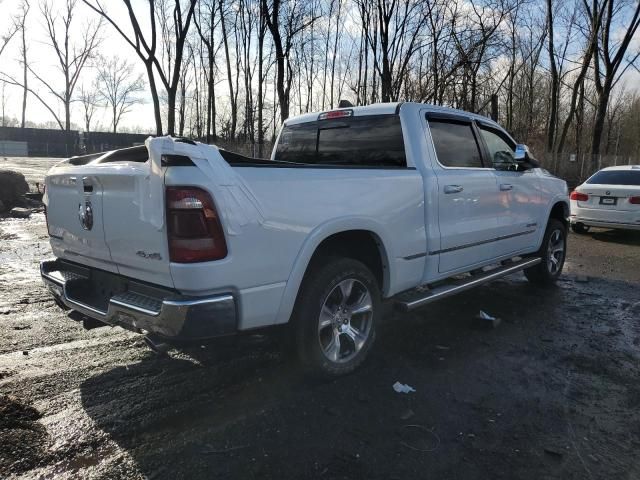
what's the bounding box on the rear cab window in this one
[275,114,406,167]
[586,170,640,186]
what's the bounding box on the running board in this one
[394,257,541,312]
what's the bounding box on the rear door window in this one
[274,115,406,167]
[586,170,640,186]
[428,119,483,168]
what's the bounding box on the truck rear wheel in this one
[525,219,567,285]
[292,257,380,377]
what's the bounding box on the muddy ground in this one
[1,157,640,479]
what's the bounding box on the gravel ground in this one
[1,157,640,479]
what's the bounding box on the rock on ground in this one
[0,170,29,212]
[9,207,31,218]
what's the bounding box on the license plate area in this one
[599,197,617,205]
[65,270,128,313]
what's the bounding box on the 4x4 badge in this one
[78,200,93,230]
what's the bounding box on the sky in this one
[0,0,638,134]
[0,0,157,132]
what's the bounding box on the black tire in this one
[571,222,589,234]
[524,219,567,285]
[292,257,381,377]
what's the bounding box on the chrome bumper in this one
[40,258,237,340]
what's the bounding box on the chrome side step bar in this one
[394,257,541,312]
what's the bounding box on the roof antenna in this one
[337,99,354,108]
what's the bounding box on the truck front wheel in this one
[525,219,567,285]
[292,257,380,377]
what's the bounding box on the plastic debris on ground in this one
[393,382,416,394]
[476,310,502,328]
[478,310,495,320]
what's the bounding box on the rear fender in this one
[274,218,394,325]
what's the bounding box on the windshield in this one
[586,170,640,186]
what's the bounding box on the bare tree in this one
[78,82,100,132]
[261,0,317,122]
[590,0,640,164]
[545,0,559,154]
[556,0,605,156]
[36,0,102,130]
[14,0,30,128]
[156,0,198,135]
[194,0,221,142]
[0,1,18,59]
[1,82,8,126]
[257,0,267,154]
[83,0,196,135]
[97,56,145,133]
[217,0,238,138]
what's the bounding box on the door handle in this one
[444,185,464,194]
[499,183,513,191]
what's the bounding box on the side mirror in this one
[514,144,539,169]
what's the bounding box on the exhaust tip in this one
[144,335,170,356]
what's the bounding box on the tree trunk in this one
[321,0,334,110]
[20,22,27,129]
[591,82,611,167]
[546,0,558,155]
[179,78,186,136]
[219,0,236,138]
[257,7,264,157]
[146,61,163,136]
[556,55,593,154]
[64,94,71,131]
[329,0,342,108]
[167,88,177,136]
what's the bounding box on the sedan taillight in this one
[629,196,640,205]
[570,191,589,201]
[166,187,227,263]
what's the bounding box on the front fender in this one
[535,194,569,250]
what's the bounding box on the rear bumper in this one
[570,215,640,231]
[40,258,237,340]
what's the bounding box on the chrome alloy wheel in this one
[547,229,565,274]
[317,278,373,364]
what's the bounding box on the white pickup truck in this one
[41,102,569,376]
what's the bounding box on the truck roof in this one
[284,102,501,129]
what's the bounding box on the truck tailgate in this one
[45,146,173,287]
[45,170,116,272]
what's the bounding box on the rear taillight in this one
[630,196,640,205]
[570,191,589,201]
[166,187,227,263]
